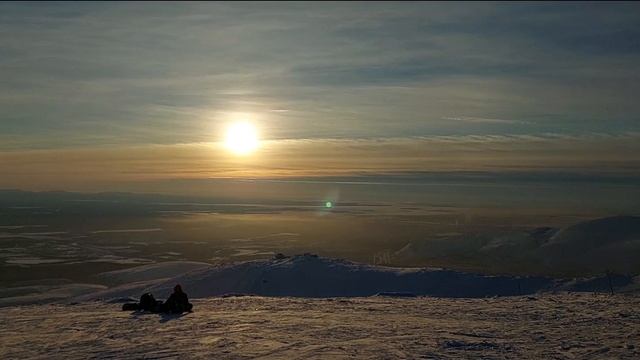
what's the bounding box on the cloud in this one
[1,132,639,192]
[1,3,640,150]
[442,117,527,125]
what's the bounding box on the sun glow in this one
[224,122,259,155]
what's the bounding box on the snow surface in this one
[77,254,557,302]
[396,216,640,275]
[1,293,638,359]
[97,261,212,285]
[547,215,640,247]
[540,216,640,274]
[3,255,635,309]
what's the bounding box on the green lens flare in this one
[325,201,333,208]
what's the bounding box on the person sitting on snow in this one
[122,292,162,312]
[122,285,193,313]
[162,284,193,313]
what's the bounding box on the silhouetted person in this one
[163,284,193,313]
[122,292,162,312]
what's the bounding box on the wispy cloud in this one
[442,116,527,125]
[1,133,639,192]
[1,3,640,150]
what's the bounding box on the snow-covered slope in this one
[97,261,212,285]
[396,216,640,275]
[547,215,640,247]
[78,254,555,301]
[2,294,638,359]
[540,216,640,274]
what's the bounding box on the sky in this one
[1,2,640,192]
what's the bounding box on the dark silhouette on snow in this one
[122,285,192,313]
[122,292,163,312]
[141,292,163,312]
[163,284,193,313]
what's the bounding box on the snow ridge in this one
[79,254,556,301]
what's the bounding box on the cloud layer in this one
[1,133,639,192]
[1,2,640,151]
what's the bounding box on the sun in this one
[224,121,259,155]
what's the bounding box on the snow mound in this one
[79,254,554,301]
[97,261,212,285]
[547,215,640,247]
[540,216,640,274]
[396,216,640,275]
